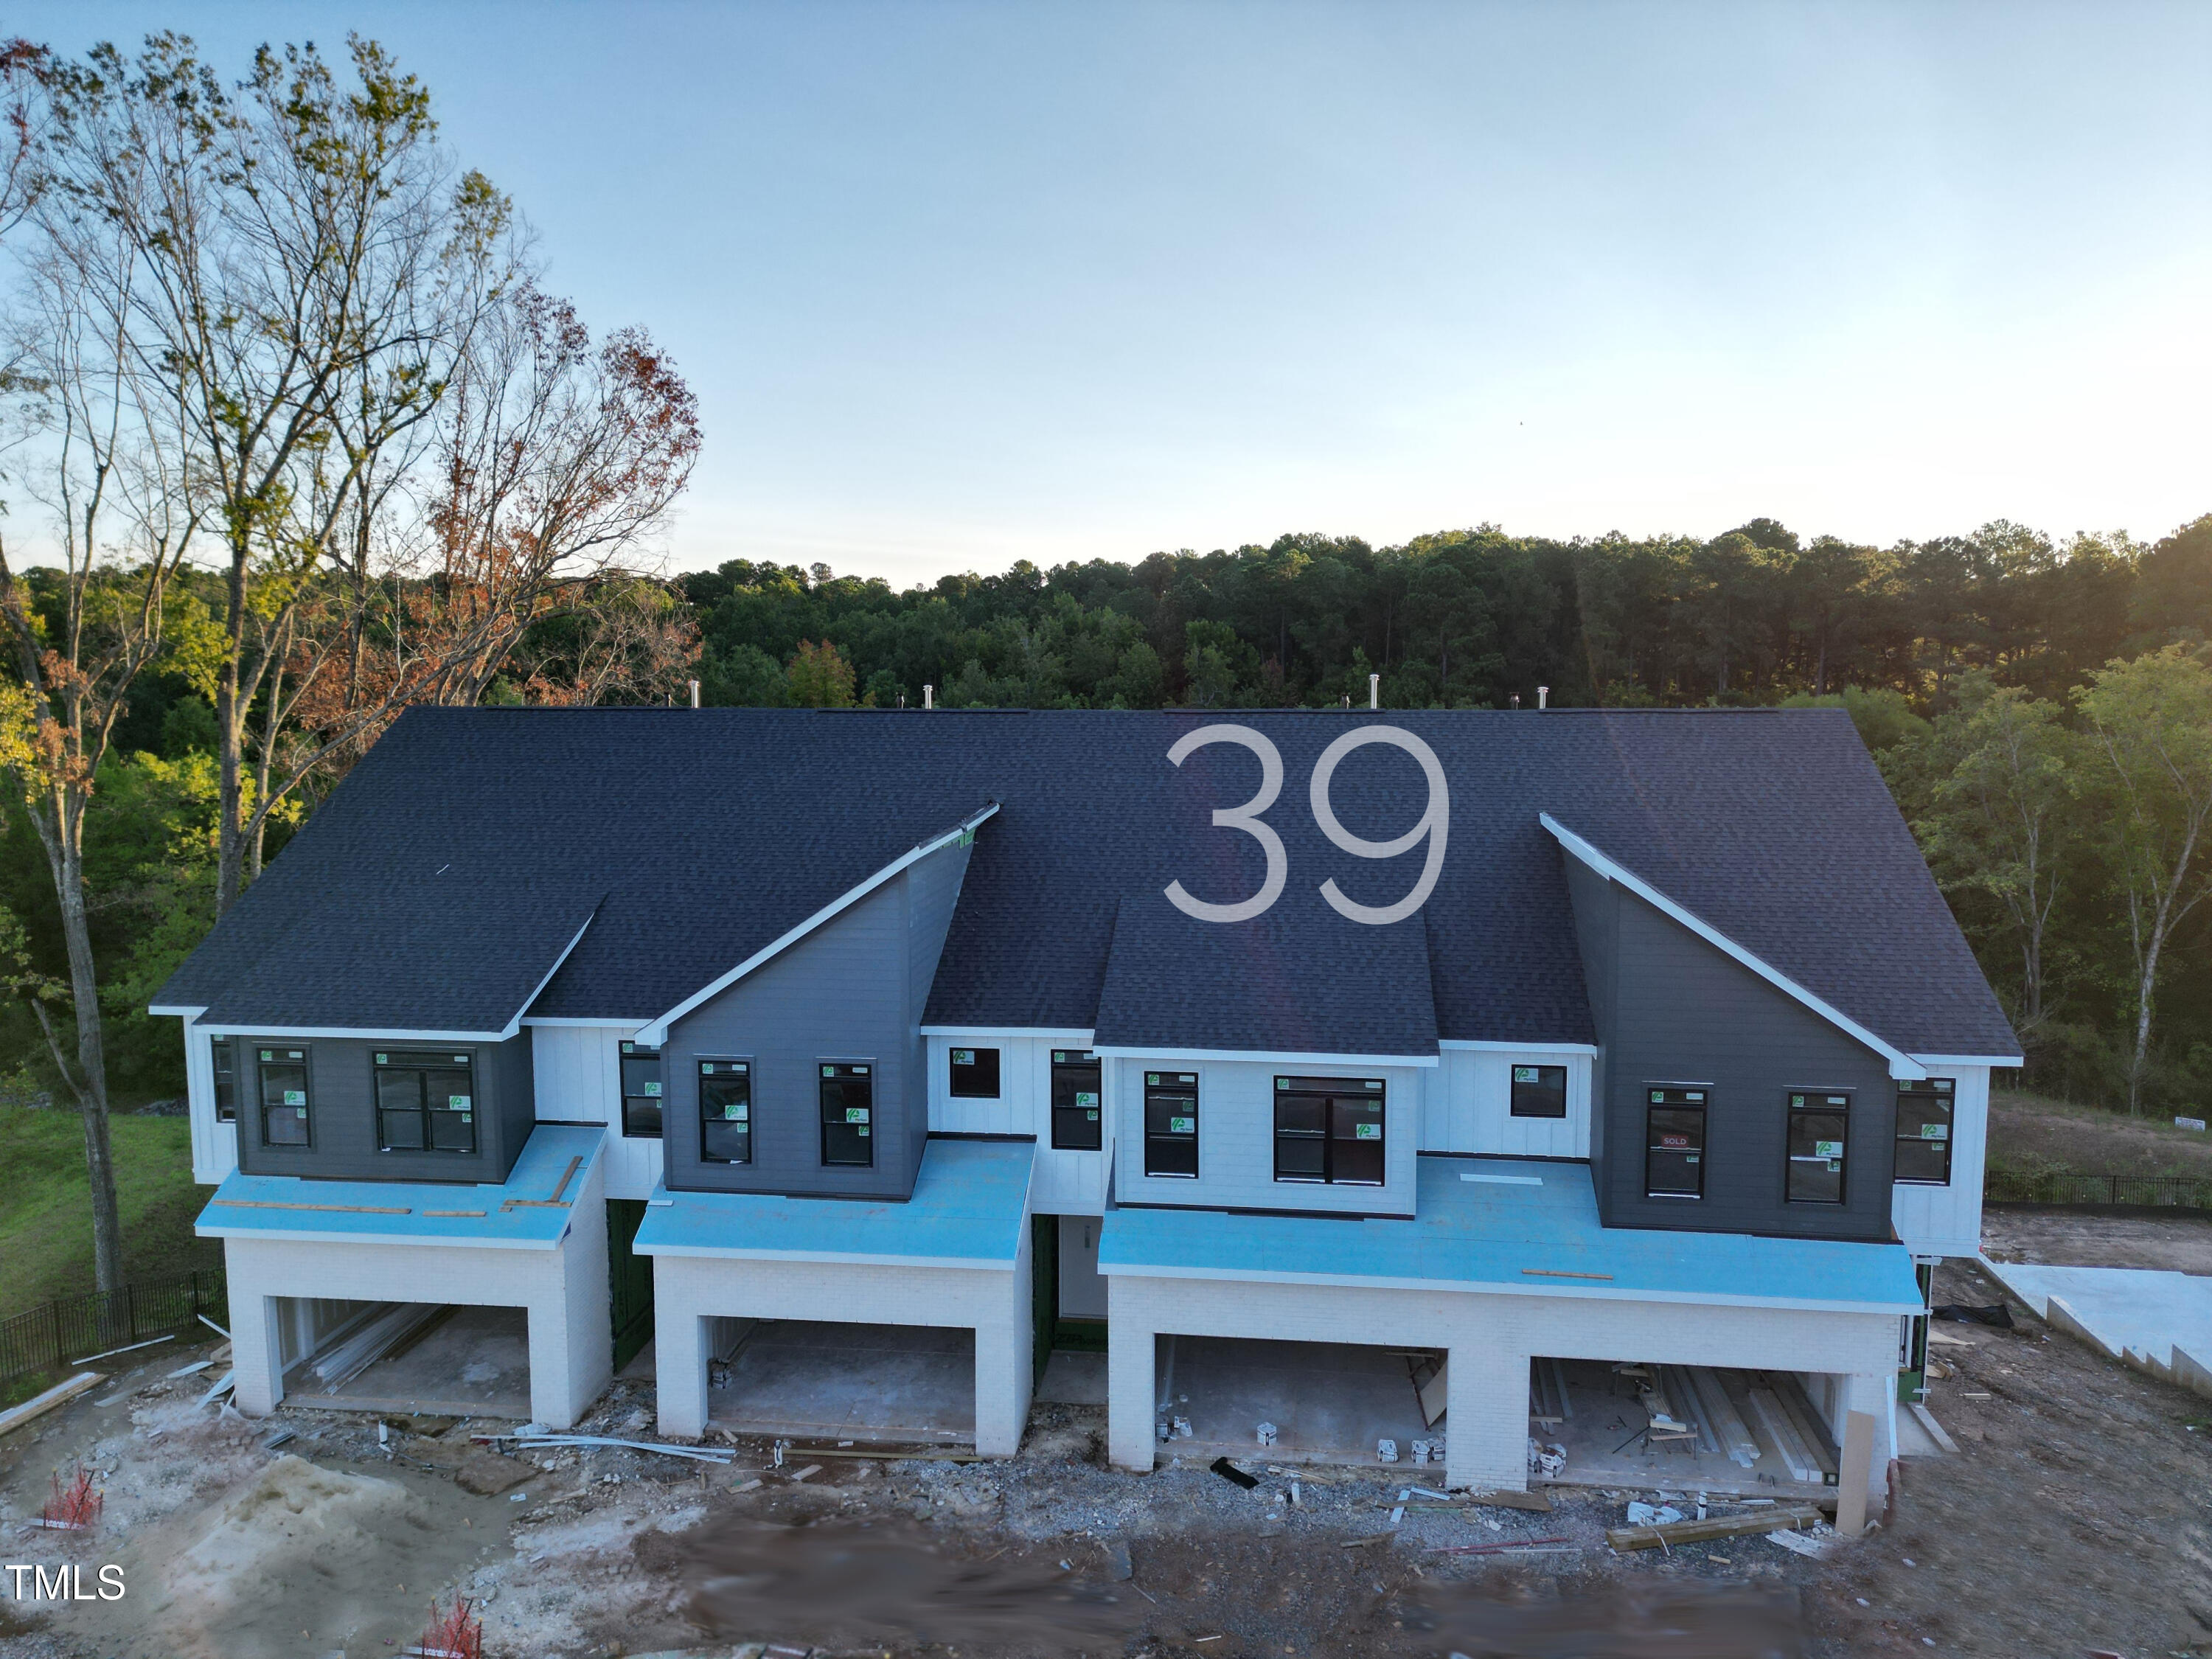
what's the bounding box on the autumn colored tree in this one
[785,639,857,707]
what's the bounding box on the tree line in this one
[0,34,2205,1298]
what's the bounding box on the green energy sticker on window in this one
[283,1090,306,1106]
[1168,1116,1194,1134]
[1085,1110,1099,1121]
[857,1125,869,1136]
[448,1095,470,1109]
[1515,1067,1537,1082]
[823,1065,836,1077]
[1354,1123,1382,1140]
[846,1107,869,1123]
[953,1049,975,1065]
[723,1103,748,1121]
[644,1082,661,1096]
[1923,1124,1948,1139]
[1147,1074,1161,1085]
[260,1050,275,1062]
[376,1053,389,1063]
[1075,1092,1099,1107]
[1815,1140,1843,1158]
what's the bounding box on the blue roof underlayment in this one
[194,1124,604,1251]
[635,1138,1032,1269]
[1101,1155,1924,1315]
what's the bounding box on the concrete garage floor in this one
[709,1320,977,1445]
[1159,1335,1433,1467]
[1540,1358,1841,1500]
[288,1304,534,1420]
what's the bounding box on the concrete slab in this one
[1037,1350,1107,1406]
[1983,1257,2212,1398]
[709,1321,976,1444]
[1158,1335,1431,1467]
[1540,1360,1837,1499]
[285,1304,533,1420]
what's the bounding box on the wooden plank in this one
[1465,1486,1553,1513]
[546,1154,583,1203]
[0,1372,104,1439]
[1520,1268,1613,1281]
[1835,1410,1876,1535]
[1745,1386,1822,1484]
[209,1199,413,1215]
[420,1210,487,1218]
[1606,1503,1825,1552]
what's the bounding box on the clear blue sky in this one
[17,1,2211,584]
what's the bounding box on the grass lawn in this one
[1989,1087,2212,1179]
[0,1104,220,1321]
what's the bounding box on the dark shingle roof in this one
[156,706,2019,1060]
[1092,894,1438,1057]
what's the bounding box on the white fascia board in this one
[630,1242,1013,1270]
[192,1222,561,1251]
[1437,1039,1601,1057]
[1909,1054,2022,1069]
[522,1018,651,1031]
[1540,813,1927,1082]
[1097,1259,1921,1317]
[919,1026,1097,1043]
[195,1023,511,1043]
[639,804,1000,1045]
[1091,1046,1440,1069]
[500,911,601,1039]
[149,1004,208,1020]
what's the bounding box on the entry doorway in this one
[608,1199,655,1373]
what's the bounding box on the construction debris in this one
[0,1371,104,1439]
[490,1433,733,1463]
[197,1369,236,1408]
[1607,1502,1826,1552]
[306,1303,451,1388]
[1431,1534,1573,1555]
[1376,1439,1399,1464]
[1765,1523,1841,1559]
[39,1463,102,1531]
[407,1593,485,1659]
[67,1333,174,1366]
[1626,1500,1686,1527]
[1255,1420,1277,1447]
[167,1359,213,1379]
[1209,1456,1259,1489]
[1528,1438,1567,1478]
[1467,1487,1554,1513]
[1934,1303,2014,1328]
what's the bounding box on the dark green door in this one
[608,1199,655,1372]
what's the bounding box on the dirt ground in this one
[1990,1090,2212,1179]
[3,1253,2208,1659]
[1983,1205,2212,1274]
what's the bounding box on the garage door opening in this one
[1531,1357,1841,1498]
[707,1320,976,1446]
[1153,1335,1439,1467]
[275,1298,532,1420]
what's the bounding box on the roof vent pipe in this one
[924,684,934,710]
[1511,695,1520,710]
[688,678,700,708]
[1368,672,1380,710]
[1537,685,1549,710]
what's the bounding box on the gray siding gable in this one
[661,835,973,1201]
[1568,869,1899,1242]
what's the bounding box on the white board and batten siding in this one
[926,1032,1107,1215]
[530,1024,659,1201]
[1421,1044,1595,1160]
[183,1021,239,1184]
[1890,1064,1990,1260]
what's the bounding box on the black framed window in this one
[1509,1064,1568,1119]
[1051,1049,1103,1150]
[211,1037,237,1123]
[1645,1086,1706,1198]
[256,1046,312,1147]
[374,1050,478,1155]
[1786,1090,1850,1204]
[949,1046,1001,1099]
[820,1062,874,1166]
[1273,1075,1386,1186]
[1142,1071,1198,1178]
[619,1040,664,1138]
[1894,1078,1955,1186]
[699,1060,752,1164]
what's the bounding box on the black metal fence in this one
[0,1269,229,1388]
[1986,1169,2212,1208]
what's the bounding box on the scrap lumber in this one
[1465,1486,1554,1513]
[496,1433,731,1462]
[67,1333,173,1366]
[1686,1366,1761,1467]
[1607,1503,1825,1552]
[501,1155,582,1209]
[1657,1365,1719,1454]
[306,1303,447,1388]
[1772,1375,1841,1479]
[0,1372,104,1438]
[1431,1534,1571,1555]
[209,1198,412,1214]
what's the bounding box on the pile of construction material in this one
[305,1304,451,1390]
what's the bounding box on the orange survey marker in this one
[40,1464,102,1531]
[406,1595,484,1659]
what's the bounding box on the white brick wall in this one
[651,1239,1034,1454]
[1110,1057,1425,1217]
[1891,1065,1989,1259]
[926,1032,1108,1215]
[531,1024,660,1200]
[1422,1046,1593,1159]
[219,1155,613,1429]
[1105,1270,1898,1506]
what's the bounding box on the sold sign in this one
[1162,725,1450,926]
